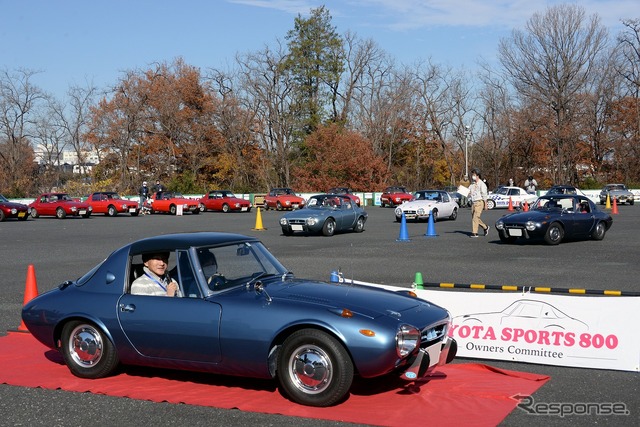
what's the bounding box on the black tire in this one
[61,321,119,379]
[449,207,458,220]
[199,203,206,212]
[277,329,354,407]
[56,207,66,219]
[82,211,91,218]
[282,227,293,236]
[591,221,607,241]
[544,222,564,245]
[222,203,230,213]
[191,208,199,215]
[487,199,496,210]
[380,201,385,208]
[322,218,336,236]
[30,208,39,218]
[353,216,365,233]
[276,201,283,211]
[107,205,117,217]
[630,200,635,206]
[431,209,439,222]
[169,204,177,215]
[395,215,402,222]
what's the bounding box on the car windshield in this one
[608,185,626,191]
[386,187,407,193]
[534,197,572,210]
[413,191,441,201]
[307,195,345,208]
[197,241,289,295]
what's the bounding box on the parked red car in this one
[0,194,30,221]
[29,193,92,219]
[86,191,140,216]
[380,186,412,207]
[147,191,200,215]
[264,188,305,210]
[327,187,361,207]
[199,190,252,213]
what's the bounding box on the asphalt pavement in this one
[0,203,638,426]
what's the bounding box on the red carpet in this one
[0,332,549,426]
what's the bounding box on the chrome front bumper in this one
[400,336,457,380]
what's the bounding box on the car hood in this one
[267,278,449,322]
[282,207,331,217]
[606,189,633,195]
[400,200,439,209]
[1,201,28,209]
[498,209,558,222]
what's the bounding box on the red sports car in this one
[29,193,92,219]
[199,190,252,213]
[147,191,200,215]
[264,188,305,210]
[0,194,30,221]
[86,191,140,216]
[327,187,361,207]
[380,186,412,207]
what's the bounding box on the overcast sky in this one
[2,0,637,99]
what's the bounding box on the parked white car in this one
[394,190,458,222]
[487,186,538,209]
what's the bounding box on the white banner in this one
[350,279,640,372]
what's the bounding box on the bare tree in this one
[0,68,47,195]
[498,4,609,183]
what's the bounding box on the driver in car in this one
[131,252,180,297]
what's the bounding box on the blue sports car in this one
[279,194,368,236]
[21,232,456,407]
[495,195,613,245]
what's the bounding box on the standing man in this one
[469,168,489,238]
[524,175,538,194]
[138,181,149,209]
[153,179,165,193]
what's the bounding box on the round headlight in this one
[279,218,288,225]
[394,207,402,216]
[396,324,420,357]
[495,220,504,230]
[417,207,425,215]
[525,221,536,231]
[306,217,318,226]
[11,208,17,214]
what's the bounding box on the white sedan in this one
[487,186,538,209]
[394,190,458,222]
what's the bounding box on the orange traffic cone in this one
[612,197,619,215]
[252,207,266,230]
[508,197,514,211]
[523,201,529,212]
[16,264,39,332]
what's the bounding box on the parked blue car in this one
[22,232,457,407]
[495,195,613,245]
[279,194,368,236]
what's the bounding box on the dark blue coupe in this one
[22,232,456,407]
[495,195,613,245]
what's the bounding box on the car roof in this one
[128,232,259,255]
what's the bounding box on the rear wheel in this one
[0,211,4,222]
[449,207,458,220]
[277,329,353,407]
[591,221,607,240]
[61,321,119,379]
[170,204,177,215]
[544,222,564,245]
[56,207,66,219]
[487,199,496,210]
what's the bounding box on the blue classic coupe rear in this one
[22,232,456,407]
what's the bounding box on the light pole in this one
[464,125,470,181]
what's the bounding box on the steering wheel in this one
[208,273,227,291]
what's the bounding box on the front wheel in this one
[544,222,564,245]
[486,199,496,210]
[107,205,117,217]
[322,218,336,236]
[30,208,39,218]
[61,321,119,379]
[353,216,365,233]
[591,221,607,240]
[449,207,458,220]
[277,329,354,407]
[222,203,230,213]
[56,207,66,219]
[431,209,439,222]
[169,204,177,215]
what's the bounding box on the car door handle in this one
[119,303,136,312]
